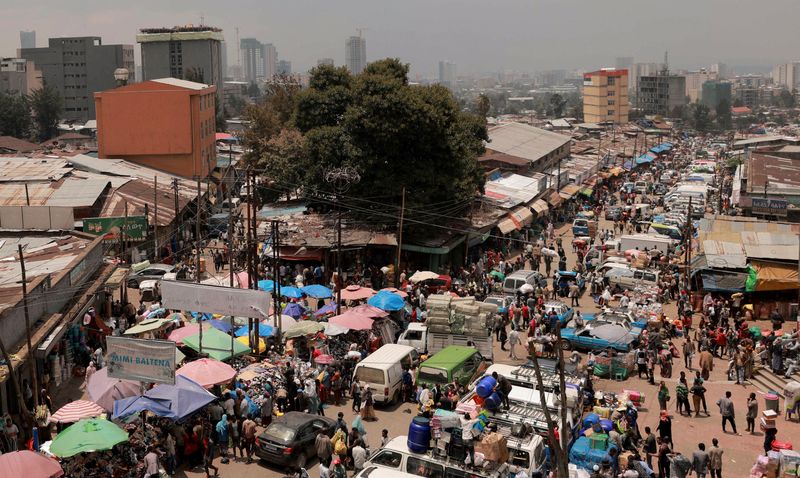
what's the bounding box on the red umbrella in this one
[329,313,374,331]
[49,400,105,424]
[0,450,63,478]
[167,323,210,345]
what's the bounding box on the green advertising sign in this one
[84,216,148,242]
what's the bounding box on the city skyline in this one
[2,0,798,78]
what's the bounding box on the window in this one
[608,110,615,116]
[406,456,443,478]
[607,77,616,85]
[607,90,615,96]
[370,450,402,468]
[355,366,385,384]
[608,100,615,105]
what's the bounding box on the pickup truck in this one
[397,323,493,361]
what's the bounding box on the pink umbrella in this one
[49,400,105,424]
[348,304,390,319]
[0,450,63,478]
[86,367,140,412]
[380,287,408,298]
[167,323,210,345]
[315,354,335,365]
[177,358,237,388]
[329,313,374,331]
[339,285,376,301]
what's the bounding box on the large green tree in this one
[0,93,32,138]
[28,85,62,141]
[683,102,712,132]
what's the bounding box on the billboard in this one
[161,280,271,319]
[84,216,148,242]
[752,198,788,217]
[106,336,176,384]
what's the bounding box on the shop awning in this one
[402,234,465,255]
[751,260,800,291]
[531,199,549,215]
[497,217,517,234]
[700,271,748,292]
[547,191,562,207]
[558,183,581,199]
[510,206,533,227]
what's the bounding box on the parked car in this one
[605,206,622,221]
[416,346,487,389]
[255,412,335,467]
[559,322,640,352]
[127,263,176,289]
[542,301,574,325]
[586,310,647,330]
[483,295,509,313]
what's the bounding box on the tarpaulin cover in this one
[752,260,799,291]
[636,153,656,165]
[113,396,174,420]
[144,375,216,421]
[700,271,748,292]
[745,265,757,292]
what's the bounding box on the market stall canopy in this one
[49,400,105,424]
[123,318,172,336]
[167,323,211,345]
[50,418,128,458]
[323,322,349,336]
[339,284,377,300]
[182,327,250,361]
[284,320,325,339]
[301,284,333,299]
[367,291,406,311]
[176,358,236,388]
[144,375,217,421]
[234,322,274,337]
[237,335,267,353]
[208,319,234,334]
[86,368,141,412]
[380,287,408,298]
[112,396,174,420]
[329,305,387,330]
[266,314,297,329]
[700,271,748,292]
[314,302,338,317]
[282,302,306,319]
[0,450,64,478]
[750,260,800,292]
[279,286,304,299]
[409,271,440,283]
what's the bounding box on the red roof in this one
[584,69,628,78]
[0,136,40,153]
[732,106,752,115]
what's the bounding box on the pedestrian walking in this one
[508,327,521,359]
[708,439,723,478]
[643,426,657,470]
[683,336,695,370]
[658,381,671,411]
[746,392,758,434]
[691,443,709,478]
[716,391,739,435]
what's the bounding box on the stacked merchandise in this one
[749,449,800,478]
[425,296,495,336]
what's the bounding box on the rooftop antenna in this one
[200,13,205,26]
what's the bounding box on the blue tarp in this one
[301,284,333,299]
[145,375,217,421]
[234,322,274,337]
[635,153,656,165]
[113,396,174,420]
[258,203,308,219]
[623,160,634,170]
[190,312,213,322]
[314,302,338,317]
[279,286,304,299]
[257,280,275,292]
[209,319,234,333]
[282,302,306,319]
[367,291,406,311]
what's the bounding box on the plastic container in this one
[599,419,614,433]
[771,440,793,452]
[589,433,608,450]
[765,392,780,413]
[476,376,497,399]
[408,417,431,453]
[483,392,502,410]
[583,413,600,428]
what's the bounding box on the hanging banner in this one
[751,198,788,217]
[161,280,271,318]
[84,216,148,242]
[106,336,176,384]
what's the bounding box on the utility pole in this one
[228,184,235,355]
[271,220,282,352]
[325,167,360,315]
[684,197,693,290]
[394,187,406,287]
[153,176,159,261]
[195,177,203,355]
[18,245,39,409]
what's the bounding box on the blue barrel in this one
[407,417,431,453]
[583,413,600,428]
[599,419,614,433]
[483,392,502,410]
[476,376,497,399]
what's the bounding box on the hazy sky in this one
[3,0,797,77]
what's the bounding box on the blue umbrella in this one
[234,322,274,337]
[282,302,306,319]
[145,375,217,421]
[257,280,275,292]
[113,396,174,420]
[209,319,233,333]
[367,291,405,311]
[314,302,338,317]
[280,286,304,299]
[301,284,333,299]
[190,311,213,322]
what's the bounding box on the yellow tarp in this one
[753,260,800,291]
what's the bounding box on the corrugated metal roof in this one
[46,178,110,207]
[0,183,55,206]
[152,78,210,90]
[0,157,71,182]
[743,244,799,261]
[486,122,570,165]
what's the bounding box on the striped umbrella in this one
[49,400,106,424]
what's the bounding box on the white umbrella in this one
[409,270,440,283]
[266,315,297,329]
[324,322,349,336]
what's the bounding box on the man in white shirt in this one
[143,446,160,478]
[352,441,367,474]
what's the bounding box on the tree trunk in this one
[528,346,568,477]
[555,326,570,476]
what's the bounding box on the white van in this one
[502,270,545,298]
[355,467,421,478]
[353,344,419,405]
[606,267,660,290]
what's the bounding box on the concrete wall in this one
[141,39,223,101]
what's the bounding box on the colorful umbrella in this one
[489,270,505,280]
[314,302,338,317]
[177,358,236,388]
[123,318,172,336]
[279,286,304,299]
[208,319,234,333]
[284,320,325,339]
[339,285,377,301]
[237,335,267,353]
[49,400,105,424]
[323,322,349,336]
[257,279,275,292]
[167,323,210,344]
[301,284,333,299]
[144,376,217,421]
[86,368,140,412]
[266,314,297,329]
[380,287,408,298]
[112,396,174,420]
[0,450,64,477]
[282,302,306,319]
[50,418,129,458]
[234,322,274,337]
[367,291,406,311]
[182,327,250,361]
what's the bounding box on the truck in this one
[619,233,677,255]
[397,322,494,361]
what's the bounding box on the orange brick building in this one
[94,78,217,178]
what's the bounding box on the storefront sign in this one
[107,336,176,384]
[752,198,788,217]
[84,216,148,242]
[161,280,271,319]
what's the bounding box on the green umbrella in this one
[50,418,128,458]
[489,270,505,280]
[182,327,250,361]
[284,320,325,339]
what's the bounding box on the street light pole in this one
[324,167,361,315]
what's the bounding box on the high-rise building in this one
[701,81,732,110]
[582,68,629,124]
[710,63,729,80]
[629,62,660,98]
[438,61,457,89]
[317,58,334,67]
[240,38,267,82]
[276,60,292,76]
[136,25,224,102]
[19,31,35,49]
[637,74,687,116]
[345,35,366,74]
[264,44,277,79]
[684,69,717,103]
[771,62,800,89]
[0,58,42,95]
[20,36,134,121]
[220,41,228,80]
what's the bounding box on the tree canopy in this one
[0,93,32,139]
[29,85,62,141]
